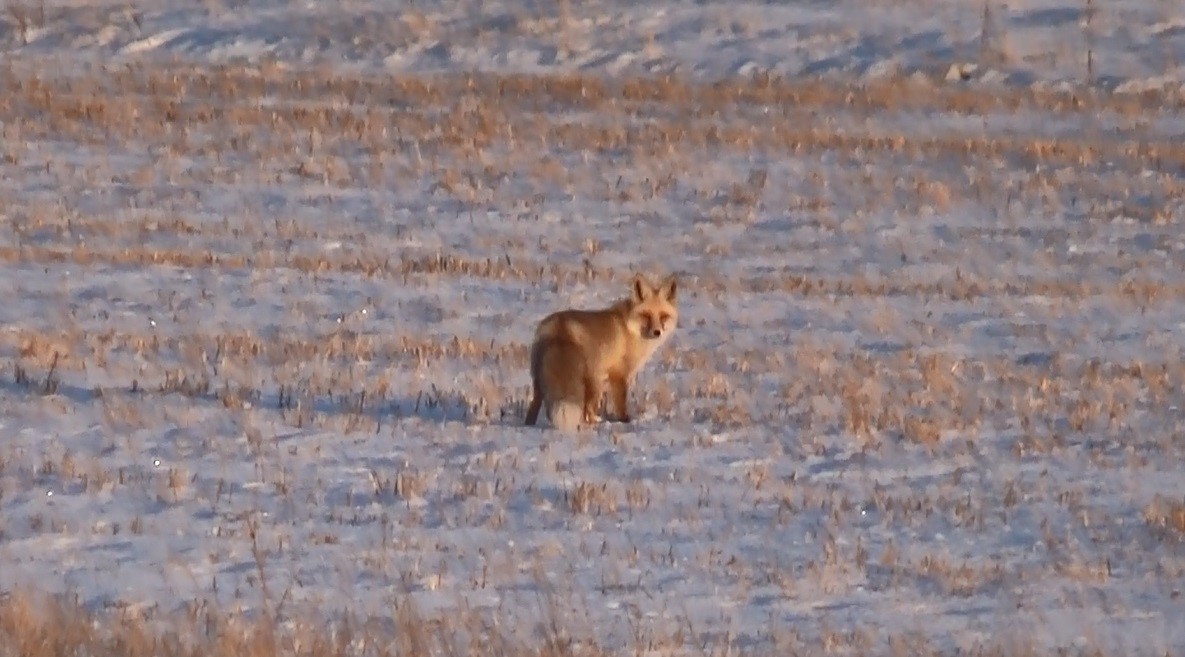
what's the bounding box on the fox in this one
[524,273,679,430]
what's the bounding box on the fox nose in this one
[650,328,663,338]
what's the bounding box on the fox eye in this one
[658,313,670,323]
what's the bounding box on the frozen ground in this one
[1,1,1185,656]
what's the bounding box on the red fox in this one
[524,273,679,430]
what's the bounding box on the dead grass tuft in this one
[1143,495,1185,540]
[568,480,618,517]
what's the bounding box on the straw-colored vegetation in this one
[1,51,1183,656]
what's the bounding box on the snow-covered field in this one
[1,1,1185,655]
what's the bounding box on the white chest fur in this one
[628,332,670,379]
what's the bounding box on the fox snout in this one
[635,312,669,339]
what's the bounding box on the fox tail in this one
[548,401,583,431]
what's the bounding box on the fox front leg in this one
[607,372,632,423]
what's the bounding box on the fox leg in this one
[525,334,561,427]
[525,341,545,426]
[524,378,543,426]
[607,372,632,423]
[582,374,603,424]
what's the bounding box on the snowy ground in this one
[1,1,1185,655]
[3,0,1185,90]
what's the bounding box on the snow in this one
[0,0,1177,88]
[1,0,1185,655]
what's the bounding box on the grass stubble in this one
[0,54,1183,657]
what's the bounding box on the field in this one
[1,1,1185,655]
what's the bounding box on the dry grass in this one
[6,319,1179,442]
[0,61,1180,313]
[2,63,1182,182]
[1144,495,1185,540]
[0,588,611,657]
[0,53,1182,656]
[0,586,1129,657]
[5,240,1183,302]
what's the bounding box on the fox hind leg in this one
[524,378,543,426]
[529,337,591,429]
[582,372,604,425]
[525,340,546,426]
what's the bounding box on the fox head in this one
[628,274,679,340]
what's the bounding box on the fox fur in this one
[524,273,679,430]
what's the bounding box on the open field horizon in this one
[2,1,1185,656]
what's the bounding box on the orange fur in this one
[525,273,679,429]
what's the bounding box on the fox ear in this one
[631,274,652,303]
[659,276,677,302]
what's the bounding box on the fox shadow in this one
[0,365,532,430]
[202,382,530,430]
